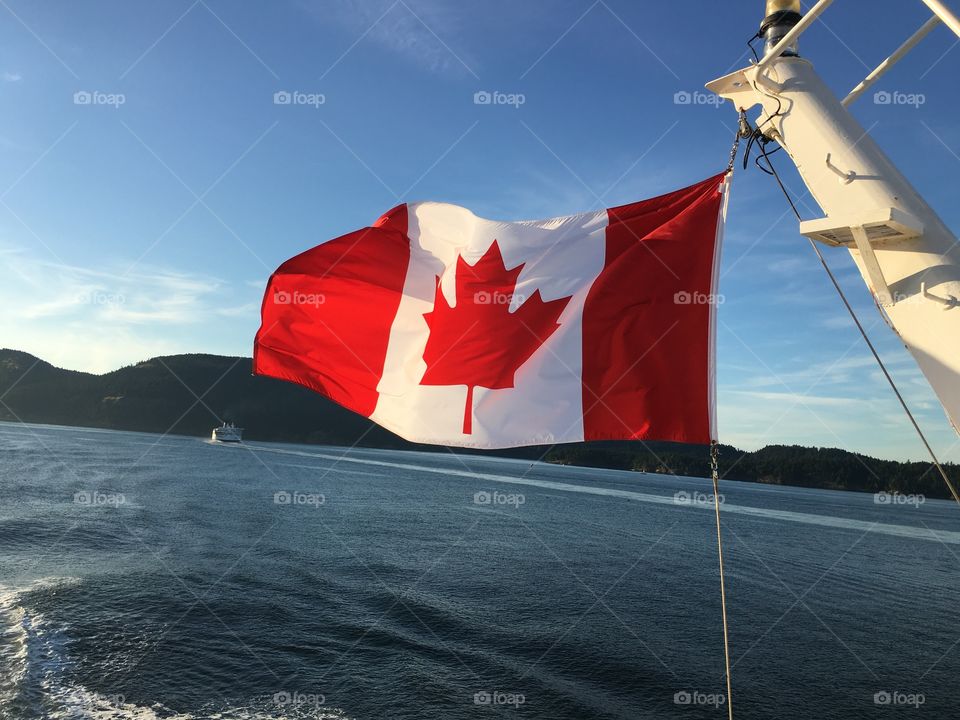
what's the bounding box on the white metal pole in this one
[920,0,960,38]
[842,16,942,107]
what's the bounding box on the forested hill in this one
[0,349,403,447]
[1,349,957,499]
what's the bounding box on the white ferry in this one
[211,422,243,443]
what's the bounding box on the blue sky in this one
[1,0,959,462]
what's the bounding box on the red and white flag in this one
[254,172,728,448]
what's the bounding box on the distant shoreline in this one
[2,348,958,501]
[2,415,957,504]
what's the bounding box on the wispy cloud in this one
[8,252,221,324]
[819,313,854,330]
[1,247,259,373]
[308,0,478,76]
[767,256,807,274]
[726,389,870,409]
[739,355,907,391]
[2,71,22,83]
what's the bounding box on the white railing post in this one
[920,0,960,38]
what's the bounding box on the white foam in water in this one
[0,586,29,710]
[0,578,80,717]
[242,443,960,545]
[48,686,188,720]
[48,688,355,720]
[0,578,355,720]
[47,690,357,720]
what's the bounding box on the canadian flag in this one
[254,172,728,448]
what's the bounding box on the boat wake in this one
[0,579,355,719]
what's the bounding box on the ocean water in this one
[1,422,959,719]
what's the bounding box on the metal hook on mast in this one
[922,282,960,309]
[726,109,752,173]
[825,153,856,184]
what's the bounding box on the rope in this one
[711,441,735,720]
[752,133,960,506]
[806,239,960,506]
[709,122,745,720]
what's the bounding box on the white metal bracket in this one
[799,207,924,247]
[800,209,925,306]
[850,225,893,305]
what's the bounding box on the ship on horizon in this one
[211,422,243,443]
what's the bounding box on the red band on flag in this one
[253,205,410,417]
[581,173,725,444]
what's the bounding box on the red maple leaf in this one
[420,240,571,434]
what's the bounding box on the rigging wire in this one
[712,123,750,720]
[737,116,960,506]
[711,440,734,720]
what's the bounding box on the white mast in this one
[707,0,960,436]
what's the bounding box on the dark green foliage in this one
[0,349,404,447]
[1,349,956,498]
[544,441,960,499]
